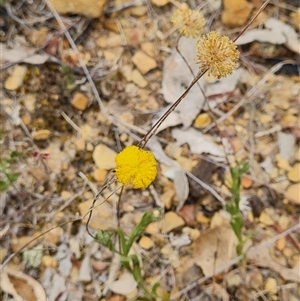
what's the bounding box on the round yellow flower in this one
[195,31,239,78]
[115,145,157,189]
[171,3,205,38]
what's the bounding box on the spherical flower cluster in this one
[114,145,157,189]
[195,31,239,79]
[171,3,205,38]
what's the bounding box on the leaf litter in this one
[1,0,300,300]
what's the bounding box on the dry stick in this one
[138,69,207,149]
[170,222,300,300]
[1,217,81,268]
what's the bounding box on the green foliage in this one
[225,161,250,257]
[0,151,19,191]
[60,64,77,92]
[95,211,164,301]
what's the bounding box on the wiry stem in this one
[138,69,207,148]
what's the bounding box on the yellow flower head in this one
[171,3,205,38]
[115,145,157,189]
[195,31,239,79]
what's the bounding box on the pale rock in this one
[161,189,175,209]
[164,143,181,159]
[21,114,31,125]
[288,163,300,182]
[124,28,144,46]
[132,51,157,74]
[283,247,293,257]
[259,209,275,226]
[226,273,242,288]
[29,27,49,46]
[139,236,154,250]
[160,243,180,267]
[162,211,185,233]
[23,94,36,112]
[221,0,253,27]
[79,199,114,230]
[241,176,253,188]
[71,92,89,111]
[93,168,107,182]
[97,32,122,48]
[61,191,71,201]
[189,229,200,241]
[278,215,290,230]
[49,0,108,18]
[275,237,286,251]
[260,114,272,124]
[141,42,155,57]
[131,69,148,88]
[278,132,295,161]
[109,272,137,295]
[92,144,116,170]
[194,113,212,128]
[275,154,291,171]
[196,213,210,225]
[32,129,51,140]
[271,93,290,110]
[264,277,277,295]
[151,0,170,6]
[5,65,27,90]
[127,5,147,16]
[286,184,300,205]
[145,221,160,234]
[74,137,86,151]
[42,255,58,268]
[121,64,133,81]
[281,114,298,127]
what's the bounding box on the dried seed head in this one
[115,145,157,189]
[195,31,239,78]
[171,3,205,38]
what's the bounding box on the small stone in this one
[194,113,212,128]
[276,154,292,171]
[23,94,36,112]
[21,114,31,125]
[221,0,253,27]
[97,33,122,48]
[71,92,89,111]
[196,213,210,225]
[276,237,286,251]
[141,42,155,57]
[283,247,293,257]
[288,163,300,182]
[127,5,147,16]
[61,190,71,201]
[164,143,181,159]
[259,210,274,226]
[189,229,200,241]
[151,0,170,6]
[260,114,272,123]
[161,190,174,209]
[29,27,49,46]
[281,114,298,127]
[5,65,27,90]
[286,184,300,205]
[162,212,185,233]
[93,144,117,170]
[264,277,277,295]
[131,69,148,88]
[241,176,252,188]
[94,168,108,183]
[79,198,114,230]
[42,255,57,268]
[226,273,242,288]
[32,129,51,140]
[124,28,144,46]
[49,0,108,18]
[145,221,160,234]
[139,236,154,250]
[132,51,157,74]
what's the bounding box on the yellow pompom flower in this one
[115,145,157,189]
[195,31,239,79]
[171,3,205,38]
